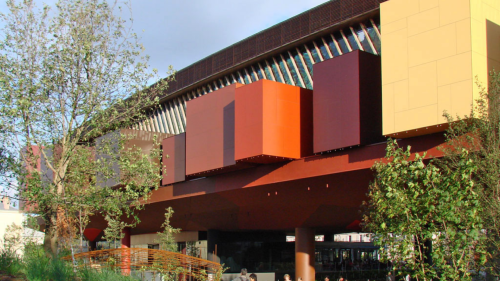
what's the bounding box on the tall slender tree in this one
[0,0,173,255]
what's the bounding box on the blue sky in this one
[0,0,329,76]
[130,0,329,76]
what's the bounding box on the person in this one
[284,274,292,281]
[233,268,250,281]
[338,276,344,281]
[249,273,257,281]
[297,278,303,281]
[324,276,330,281]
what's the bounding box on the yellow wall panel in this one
[408,24,457,67]
[451,79,473,117]
[456,19,472,53]
[394,105,438,132]
[409,62,437,108]
[381,0,420,25]
[437,52,472,86]
[470,0,482,21]
[437,85,452,119]
[408,8,440,36]
[471,52,487,102]
[482,3,500,23]
[471,18,487,56]
[381,28,409,84]
[382,18,407,35]
[382,84,395,135]
[439,0,471,26]
[394,80,409,112]
[381,0,499,136]
[420,0,439,11]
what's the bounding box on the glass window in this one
[315,39,331,59]
[299,46,314,77]
[354,25,374,54]
[166,103,178,134]
[236,71,245,84]
[271,60,284,83]
[176,100,186,127]
[324,35,340,57]
[157,109,166,133]
[263,62,275,81]
[346,29,360,51]
[215,80,223,89]
[284,52,302,87]
[253,64,264,80]
[291,49,312,89]
[365,20,381,54]
[277,56,292,85]
[334,32,350,54]
[372,17,381,32]
[306,42,321,62]
[248,67,258,82]
[242,70,251,84]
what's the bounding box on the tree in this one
[363,72,500,280]
[0,0,173,256]
[156,207,181,252]
[363,139,486,281]
[440,71,500,276]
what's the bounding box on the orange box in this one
[162,133,185,185]
[185,83,244,176]
[235,80,313,163]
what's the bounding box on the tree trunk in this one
[43,212,58,256]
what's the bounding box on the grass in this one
[0,244,140,281]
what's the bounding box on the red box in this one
[313,50,382,153]
[185,84,243,176]
[162,133,186,185]
[235,80,313,163]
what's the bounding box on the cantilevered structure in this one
[82,0,500,280]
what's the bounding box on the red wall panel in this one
[313,50,382,153]
[186,84,243,176]
[162,133,186,185]
[235,80,313,163]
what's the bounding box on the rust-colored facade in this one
[78,0,500,279]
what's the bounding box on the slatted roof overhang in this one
[157,0,386,105]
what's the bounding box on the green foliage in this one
[0,223,24,276]
[0,0,173,255]
[0,249,23,276]
[442,71,500,275]
[364,139,486,281]
[23,245,54,281]
[78,267,140,281]
[155,207,181,252]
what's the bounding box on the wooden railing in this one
[62,248,223,280]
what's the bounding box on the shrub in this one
[78,266,140,281]
[0,248,23,276]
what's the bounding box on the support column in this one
[89,240,97,251]
[121,227,131,275]
[207,229,221,263]
[295,228,315,281]
[121,227,131,248]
